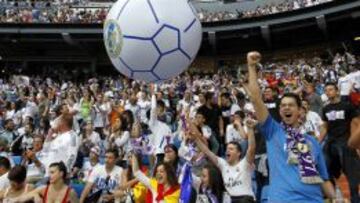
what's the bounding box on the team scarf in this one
[200,186,219,203]
[282,123,323,184]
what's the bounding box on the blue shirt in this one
[259,115,329,203]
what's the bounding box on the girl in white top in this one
[189,118,257,202]
[0,165,34,203]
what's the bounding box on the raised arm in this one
[131,154,151,189]
[189,122,219,166]
[244,119,257,163]
[149,86,157,128]
[242,52,269,123]
[79,182,94,203]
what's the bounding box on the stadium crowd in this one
[0,50,359,203]
[198,0,334,22]
[0,0,334,23]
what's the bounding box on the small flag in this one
[179,163,193,203]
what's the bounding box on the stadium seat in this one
[70,183,85,198]
[12,156,22,165]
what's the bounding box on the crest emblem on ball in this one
[104,19,123,58]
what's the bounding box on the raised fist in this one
[247,51,261,67]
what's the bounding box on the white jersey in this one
[217,157,254,197]
[88,165,123,193]
[148,95,172,155]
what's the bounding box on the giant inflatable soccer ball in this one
[103,0,202,83]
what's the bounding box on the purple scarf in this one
[282,123,323,184]
[200,186,219,203]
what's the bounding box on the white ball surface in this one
[104,0,202,83]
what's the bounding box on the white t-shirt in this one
[137,99,151,123]
[40,130,79,175]
[92,104,106,128]
[82,161,101,181]
[225,124,247,144]
[338,75,352,96]
[222,104,241,118]
[88,165,123,193]
[85,131,101,145]
[216,157,254,197]
[301,111,324,137]
[148,95,172,155]
[26,151,45,178]
[113,131,130,154]
[349,70,360,90]
[5,110,15,120]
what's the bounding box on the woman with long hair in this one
[131,154,180,203]
[163,144,182,177]
[108,116,130,158]
[192,164,224,203]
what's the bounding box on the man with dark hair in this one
[304,83,323,115]
[320,82,360,203]
[0,156,11,190]
[80,148,124,203]
[220,92,241,143]
[244,51,335,202]
[198,92,222,155]
[263,86,281,122]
